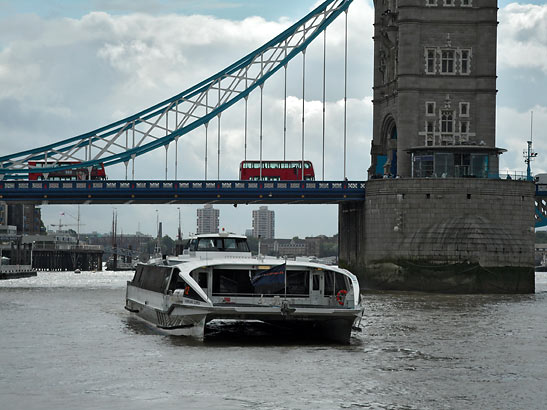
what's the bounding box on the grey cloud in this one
[499,3,547,72]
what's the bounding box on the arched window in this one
[441,111,454,133]
[441,50,455,73]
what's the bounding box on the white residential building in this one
[252,206,275,239]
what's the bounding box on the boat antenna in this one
[524,111,538,181]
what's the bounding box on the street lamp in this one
[155,209,160,257]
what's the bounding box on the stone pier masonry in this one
[339,179,536,293]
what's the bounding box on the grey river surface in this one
[1,271,547,410]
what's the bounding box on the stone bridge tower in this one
[339,0,536,293]
[370,0,503,178]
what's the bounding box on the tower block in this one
[339,0,536,293]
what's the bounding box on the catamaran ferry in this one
[125,233,363,343]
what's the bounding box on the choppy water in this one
[1,270,546,410]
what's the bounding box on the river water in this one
[1,271,546,410]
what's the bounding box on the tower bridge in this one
[0,180,366,205]
[0,0,542,292]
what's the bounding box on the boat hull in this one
[124,245,364,344]
[126,286,361,343]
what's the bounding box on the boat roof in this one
[188,232,247,240]
[167,256,356,279]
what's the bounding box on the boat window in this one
[170,271,206,302]
[334,272,348,294]
[312,274,320,291]
[210,268,310,296]
[131,265,143,284]
[197,238,221,250]
[324,271,347,296]
[188,239,198,251]
[212,269,254,295]
[198,271,208,289]
[235,238,250,252]
[223,238,238,250]
[133,264,173,293]
[286,270,309,295]
[179,281,206,302]
[194,237,250,252]
[168,269,185,292]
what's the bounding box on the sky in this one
[0,0,546,239]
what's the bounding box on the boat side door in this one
[191,268,211,298]
[310,270,324,305]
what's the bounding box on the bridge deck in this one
[0,180,367,205]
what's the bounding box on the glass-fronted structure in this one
[409,147,505,178]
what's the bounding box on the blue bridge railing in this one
[0,180,366,205]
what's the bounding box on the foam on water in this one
[0,270,134,289]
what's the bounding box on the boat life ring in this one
[336,289,348,305]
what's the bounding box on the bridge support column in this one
[339,179,536,293]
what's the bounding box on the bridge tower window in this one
[441,111,454,133]
[460,49,471,74]
[426,102,436,116]
[425,49,436,74]
[441,50,455,74]
[459,102,470,117]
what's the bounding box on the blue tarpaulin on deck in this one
[251,263,286,294]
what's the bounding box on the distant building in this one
[258,235,338,258]
[305,235,327,256]
[83,231,153,256]
[7,204,43,235]
[0,202,7,226]
[245,229,254,238]
[197,204,219,234]
[252,206,275,239]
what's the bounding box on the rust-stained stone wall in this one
[339,179,536,293]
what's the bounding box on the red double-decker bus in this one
[28,161,107,181]
[239,160,315,181]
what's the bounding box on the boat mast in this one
[525,111,538,181]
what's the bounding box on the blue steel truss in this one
[0,0,352,180]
